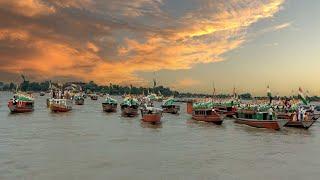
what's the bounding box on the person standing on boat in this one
[301,108,306,121]
[58,90,62,99]
[268,107,274,120]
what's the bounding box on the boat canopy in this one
[13,93,34,102]
[162,98,175,106]
[121,97,139,106]
[104,96,118,104]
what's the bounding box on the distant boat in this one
[90,94,98,100]
[8,92,34,113]
[214,101,238,117]
[50,99,72,112]
[102,96,118,112]
[74,95,84,105]
[161,98,180,114]
[234,109,288,130]
[192,101,224,124]
[121,97,139,117]
[39,92,45,96]
[140,106,162,124]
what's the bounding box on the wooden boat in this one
[39,92,46,96]
[102,96,118,112]
[140,107,162,124]
[192,109,224,125]
[74,95,84,105]
[8,93,34,113]
[90,94,98,100]
[121,97,139,117]
[234,110,288,130]
[50,99,72,112]
[215,105,237,117]
[161,98,180,114]
[277,112,315,129]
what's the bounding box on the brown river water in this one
[0,92,320,180]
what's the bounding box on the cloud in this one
[0,0,56,17]
[0,0,285,87]
[273,22,291,31]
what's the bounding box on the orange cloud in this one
[0,0,286,88]
[0,0,55,17]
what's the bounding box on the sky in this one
[0,0,319,96]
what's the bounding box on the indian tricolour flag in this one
[267,85,272,98]
[298,87,309,105]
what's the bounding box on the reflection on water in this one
[0,92,320,180]
[140,121,163,129]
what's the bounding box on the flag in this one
[212,82,215,96]
[233,86,237,99]
[153,79,157,88]
[298,87,309,105]
[267,85,272,98]
[267,85,272,104]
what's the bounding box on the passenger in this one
[292,112,297,122]
[268,107,273,120]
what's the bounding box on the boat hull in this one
[234,117,288,130]
[121,107,138,117]
[50,104,72,112]
[192,113,224,125]
[277,113,315,129]
[102,103,117,112]
[162,107,179,114]
[91,96,98,100]
[75,98,84,105]
[8,101,34,113]
[141,113,162,123]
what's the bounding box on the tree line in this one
[1,80,318,100]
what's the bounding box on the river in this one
[0,92,319,180]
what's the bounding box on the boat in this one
[214,101,238,117]
[50,99,72,112]
[161,98,180,114]
[140,106,162,124]
[39,91,45,96]
[192,101,224,124]
[90,94,98,100]
[120,97,139,117]
[234,108,288,130]
[8,92,34,113]
[277,112,315,129]
[74,95,84,105]
[102,96,118,112]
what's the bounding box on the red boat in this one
[234,111,288,130]
[8,100,34,113]
[141,107,162,124]
[277,112,315,129]
[50,99,72,112]
[192,109,224,125]
[8,93,34,113]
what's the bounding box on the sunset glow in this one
[0,0,319,95]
